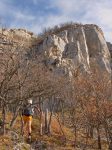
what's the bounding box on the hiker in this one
[22,99,34,140]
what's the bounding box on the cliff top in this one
[38,23,104,40]
[0,23,103,43]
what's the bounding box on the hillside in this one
[0,23,112,150]
[0,112,110,150]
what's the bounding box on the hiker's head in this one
[27,99,32,104]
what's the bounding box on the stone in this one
[34,24,111,75]
[0,24,111,76]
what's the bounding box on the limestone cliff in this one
[107,42,112,57]
[0,28,37,50]
[0,24,111,76]
[107,42,112,69]
[34,24,111,75]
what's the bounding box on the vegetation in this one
[0,27,111,150]
[37,22,102,45]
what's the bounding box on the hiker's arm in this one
[34,106,41,115]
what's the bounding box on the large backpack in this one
[22,104,34,116]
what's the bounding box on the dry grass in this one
[0,112,110,150]
[0,135,13,150]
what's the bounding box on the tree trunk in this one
[2,105,6,135]
[105,127,109,146]
[104,121,112,149]
[47,96,55,135]
[10,106,20,128]
[74,125,77,148]
[44,109,48,134]
[20,115,24,136]
[97,127,102,150]
[109,141,112,150]
[10,113,18,128]
[61,102,65,125]
[89,125,94,138]
[40,111,43,135]
[47,111,53,134]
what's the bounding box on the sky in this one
[0,0,112,42]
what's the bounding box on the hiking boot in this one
[27,133,32,143]
[27,136,31,143]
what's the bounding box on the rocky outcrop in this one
[34,24,111,75]
[0,28,37,41]
[0,28,37,51]
[0,24,111,76]
[107,42,112,68]
[107,42,112,57]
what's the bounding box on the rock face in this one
[34,24,111,75]
[107,42,112,57]
[0,24,111,76]
[107,42,112,68]
[0,28,37,50]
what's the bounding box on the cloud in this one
[14,12,35,22]
[0,0,111,42]
[46,0,112,42]
[0,0,11,16]
[32,0,38,5]
[0,0,36,28]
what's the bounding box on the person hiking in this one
[22,99,34,141]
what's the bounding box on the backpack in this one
[22,104,34,116]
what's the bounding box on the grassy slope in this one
[0,113,75,150]
[0,112,109,150]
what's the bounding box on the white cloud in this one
[0,0,36,29]
[46,0,112,42]
[0,0,111,42]
[32,0,38,5]
[14,12,35,22]
[0,0,11,16]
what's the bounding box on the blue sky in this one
[0,0,112,42]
